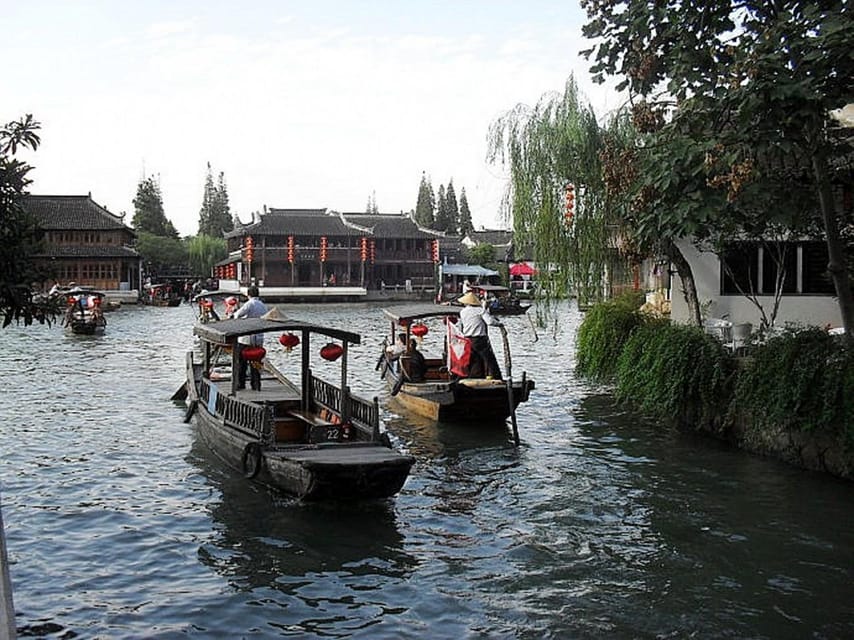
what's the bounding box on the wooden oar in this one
[498,325,520,447]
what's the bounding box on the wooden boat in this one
[378,304,535,424]
[143,283,183,307]
[469,284,531,315]
[61,287,107,335]
[181,314,414,500]
[192,290,247,323]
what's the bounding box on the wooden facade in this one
[219,209,443,291]
[27,194,141,292]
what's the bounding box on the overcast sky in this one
[6,1,623,236]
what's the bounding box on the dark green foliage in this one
[615,323,735,427]
[414,172,434,227]
[575,293,645,380]
[198,163,234,237]
[734,329,854,441]
[132,176,178,238]
[0,114,62,327]
[458,188,473,236]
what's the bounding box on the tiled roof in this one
[226,208,354,238]
[341,212,435,239]
[468,229,513,246]
[34,245,140,259]
[25,195,134,232]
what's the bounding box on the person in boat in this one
[232,285,268,390]
[224,296,239,318]
[402,338,427,382]
[457,290,503,380]
[386,332,407,372]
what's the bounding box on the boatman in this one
[457,291,503,380]
[232,285,268,390]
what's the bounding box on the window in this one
[721,240,850,296]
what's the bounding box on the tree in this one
[187,234,227,277]
[365,190,379,214]
[488,77,615,305]
[132,175,178,238]
[468,243,497,269]
[445,180,460,234]
[198,163,233,237]
[435,184,449,231]
[136,231,188,278]
[458,187,473,236]
[414,172,435,227]
[0,114,61,326]
[582,0,854,338]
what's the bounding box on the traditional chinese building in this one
[216,208,444,299]
[27,194,141,294]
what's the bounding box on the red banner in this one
[446,318,471,377]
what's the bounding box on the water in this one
[1,301,852,639]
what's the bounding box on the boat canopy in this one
[440,264,499,277]
[470,284,511,294]
[382,304,461,324]
[194,317,362,345]
[191,289,247,302]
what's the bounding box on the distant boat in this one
[377,304,534,424]
[468,284,531,315]
[61,287,107,335]
[142,283,182,307]
[180,314,414,500]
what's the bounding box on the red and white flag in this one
[446,317,471,377]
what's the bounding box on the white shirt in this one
[233,296,268,345]
[459,304,500,337]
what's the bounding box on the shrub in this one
[576,293,646,380]
[615,322,735,428]
[734,329,854,442]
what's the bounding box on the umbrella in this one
[509,262,536,276]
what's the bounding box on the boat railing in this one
[198,377,273,443]
[309,372,380,439]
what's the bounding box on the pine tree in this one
[445,179,459,234]
[435,184,449,231]
[213,171,232,235]
[132,174,177,238]
[414,172,435,227]
[458,187,473,236]
[198,162,215,236]
[365,190,379,214]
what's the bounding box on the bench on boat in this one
[275,409,347,444]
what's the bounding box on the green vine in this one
[576,292,645,381]
[614,323,735,428]
[734,329,854,441]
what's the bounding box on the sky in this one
[6,1,623,237]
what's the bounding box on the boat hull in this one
[387,377,534,423]
[186,355,413,501]
[192,404,412,500]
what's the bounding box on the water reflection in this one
[186,429,419,639]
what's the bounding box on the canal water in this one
[0,301,852,639]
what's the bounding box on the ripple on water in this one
[2,302,854,638]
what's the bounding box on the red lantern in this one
[241,346,266,362]
[412,322,428,337]
[320,342,343,361]
[279,332,300,351]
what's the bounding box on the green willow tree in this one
[581,0,854,338]
[488,77,614,307]
[187,234,227,277]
